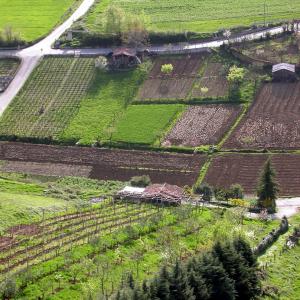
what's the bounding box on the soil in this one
[163,104,242,147]
[0,142,206,186]
[138,54,207,100]
[224,82,300,149]
[8,224,40,236]
[204,153,300,196]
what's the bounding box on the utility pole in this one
[264,0,268,27]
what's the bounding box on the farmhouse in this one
[107,48,141,69]
[115,183,187,205]
[272,63,296,81]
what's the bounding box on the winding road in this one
[0,0,296,115]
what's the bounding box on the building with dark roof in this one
[272,63,296,81]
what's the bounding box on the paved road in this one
[0,0,297,116]
[0,0,95,113]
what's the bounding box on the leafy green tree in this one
[257,159,279,213]
[104,6,124,36]
[161,64,174,75]
[227,65,245,101]
[193,182,213,201]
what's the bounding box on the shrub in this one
[130,175,151,187]
[193,182,213,201]
[228,184,244,199]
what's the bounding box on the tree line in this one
[114,237,260,300]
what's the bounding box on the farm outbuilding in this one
[115,183,187,205]
[272,63,296,82]
[107,48,141,69]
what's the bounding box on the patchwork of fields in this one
[85,0,300,33]
[0,142,206,186]
[0,0,79,41]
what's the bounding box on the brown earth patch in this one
[163,104,242,147]
[224,82,300,150]
[204,153,300,196]
[0,142,206,186]
[8,224,40,236]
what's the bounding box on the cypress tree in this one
[257,159,279,213]
[169,261,195,300]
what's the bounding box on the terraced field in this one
[0,0,79,41]
[204,153,300,196]
[85,0,300,33]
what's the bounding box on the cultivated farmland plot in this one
[191,63,229,98]
[204,153,300,196]
[224,82,300,149]
[137,54,207,101]
[0,57,95,139]
[85,0,300,33]
[0,58,19,92]
[163,104,242,147]
[0,0,79,41]
[0,199,157,279]
[0,142,206,186]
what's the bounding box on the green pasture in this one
[85,0,300,34]
[112,104,184,144]
[0,0,79,42]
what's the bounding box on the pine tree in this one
[156,266,170,300]
[212,241,259,300]
[233,236,256,267]
[169,261,195,300]
[188,269,210,300]
[199,254,236,300]
[257,159,279,213]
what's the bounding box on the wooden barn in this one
[107,48,141,69]
[272,63,296,82]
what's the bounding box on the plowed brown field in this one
[138,54,207,100]
[224,82,300,149]
[0,142,206,186]
[204,153,300,196]
[163,104,242,147]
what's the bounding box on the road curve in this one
[0,1,298,116]
[0,0,96,113]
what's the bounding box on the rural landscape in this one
[0,0,299,299]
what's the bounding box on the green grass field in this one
[112,105,183,144]
[61,68,147,145]
[86,0,300,33]
[0,0,79,41]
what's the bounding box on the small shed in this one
[272,63,296,82]
[115,183,187,206]
[107,48,141,69]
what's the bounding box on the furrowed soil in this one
[137,54,207,100]
[204,153,300,196]
[224,82,300,150]
[0,142,206,186]
[163,104,242,147]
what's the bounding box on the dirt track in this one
[0,142,205,186]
